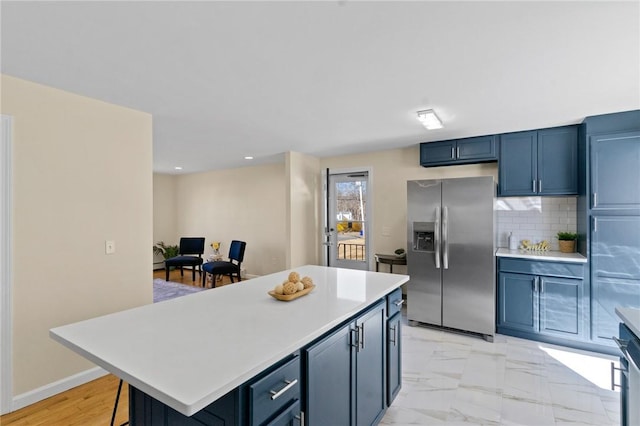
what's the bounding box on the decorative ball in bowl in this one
[269,272,315,301]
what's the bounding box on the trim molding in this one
[11,367,108,412]
[1,115,13,415]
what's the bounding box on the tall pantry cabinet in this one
[578,110,640,347]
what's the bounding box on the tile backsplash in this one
[496,197,577,251]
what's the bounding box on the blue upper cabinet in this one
[498,126,578,197]
[498,131,537,196]
[420,135,497,167]
[590,131,640,212]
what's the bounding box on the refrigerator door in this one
[407,180,443,326]
[441,176,495,337]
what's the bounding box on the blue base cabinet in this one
[497,258,587,343]
[590,215,640,345]
[386,312,402,404]
[498,126,578,196]
[304,300,386,426]
[129,291,402,425]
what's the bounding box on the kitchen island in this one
[50,265,408,424]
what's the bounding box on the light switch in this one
[105,240,115,254]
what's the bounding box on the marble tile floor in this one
[381,310,620,425]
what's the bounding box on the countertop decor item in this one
[394,248,406,258]
[519,239,549,251]
[557,231,578,253]
[269,284,315,301]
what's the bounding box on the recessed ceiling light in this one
[244,156,254,160]
[174,166,183,170]
[416,109,443,130]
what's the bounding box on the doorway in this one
[1,115,13,414]
[324,169,372,271]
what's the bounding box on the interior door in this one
[326,171,370,271]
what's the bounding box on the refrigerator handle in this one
[434,207,441,269]
[442,206,449,269]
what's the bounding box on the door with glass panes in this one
[326,171,370,271]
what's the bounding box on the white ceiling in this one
[2,1,639,174]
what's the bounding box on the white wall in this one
[0,75,153,397]
[285,152,321,268]
[173,163,287,277]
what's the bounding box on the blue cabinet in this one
[497,258,587,342]
[590,131,640,212]
[387,312,402,405]
[420,135,497,167]
[304,323,353,425]
[304,301,386,426]
[590,215,640,345]
[498,126,578,196]
[498,272,536,332]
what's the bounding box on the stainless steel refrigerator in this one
[407,176,496,341]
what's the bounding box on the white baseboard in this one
[11,366,108,412]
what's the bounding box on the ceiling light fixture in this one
[416,109,443,130]
[244,156,254,160]
[174,166,183,170]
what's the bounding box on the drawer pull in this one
[389,324,397,346]
[394,299,405,307]
[270,379,298,400]
[294,411,305,426]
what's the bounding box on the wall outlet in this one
[105,240,115,254]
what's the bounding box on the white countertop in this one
[616,307,640,339]
[496,248,587,263]
[50,265,409,416]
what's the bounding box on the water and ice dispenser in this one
[412,222,434,252]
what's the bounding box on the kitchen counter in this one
[50,265,409,416]
[616,307,640,338]
[496,248,587,263]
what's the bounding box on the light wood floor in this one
[0,269,237,425]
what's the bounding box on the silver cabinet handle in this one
[593,192,597,207]
[359,323,365,350]
[295,411,305,426]
[456,146,460,158]
[394,299,405,307]
[532,180,537,193]
[539,180,542,193]
[434,206,441,269]
[442,206,449,269]
[389,324,397,346]
[610,361,626,391]
[451,147,455,159]
[539,277,544,293]
[533,276,538,292]
[350,328,359,351]
[593,217,597,233]
[270,379,298,400]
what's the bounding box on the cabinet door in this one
[537,126,578,195]
[539,276,584,338]
[498,131,537,196]
[265,400,302,426]
[591,131,640,211]
[387,312,402,405]
[456,135,497,161]
[420,141,456,166]
[591,215,640,345]
[355,302,386,426]
[304,322,354,426]
[498,272,537,332]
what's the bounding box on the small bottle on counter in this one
[509,232,518,250]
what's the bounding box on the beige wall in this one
[285,152,321,268]
[153,173,177,266]
[321,146,498,274]
[1,75,153,395]
[173,163,287,276]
